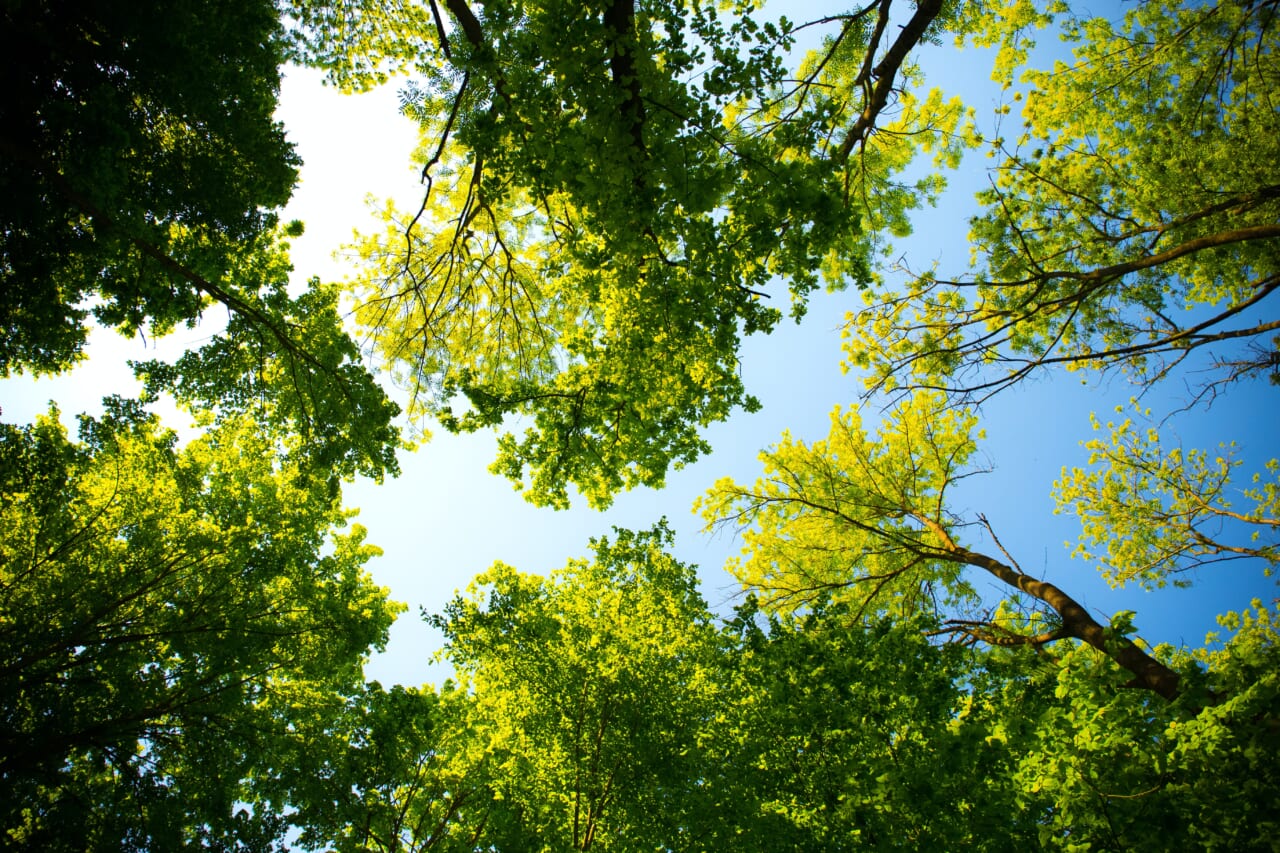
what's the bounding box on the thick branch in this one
[443,0,485,54]
[444,0,515,107]
[900,511,1182,699]
[836,0,945,161]
[717,482,1185,700]
[603,0,646,159]
[1023,223,1280,292]
[950,543,1183,700]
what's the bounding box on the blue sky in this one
[4,3,1275,689]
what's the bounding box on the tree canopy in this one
[0,0,403,482]
[0,0,295,374]
[3,0,1279,848]
[699,390,1191,699]
[308,0,977,507]
[251,528,1279,851]
[844,0,1280,402]
[0,401,399,848]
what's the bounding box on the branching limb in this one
[835,0,945,161]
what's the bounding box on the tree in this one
[296,0,978,507]
[697,388,1280,846]
[0,0,296,374]
[131,257,404,485]
[0,401,401,849]
[257,529,1280,851]
[8,0,1277,847]
[701,601,1038,851]
[965,600,1280,851]
[283,529,1034,852]
[428,523,722,850]
[844,0,1280,402]
[699,391,1188,700]
[0,0,403,481]
[250,680,499,852]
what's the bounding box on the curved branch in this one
[946,544,1182,700]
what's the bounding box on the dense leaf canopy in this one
[0,0,296,373]
[308,0,976,506]
[2,0,1278,848]
[252,529,1280,851]
[0,0,402,481]
[0,402,399,848]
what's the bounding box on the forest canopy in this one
[1,0,1277,849]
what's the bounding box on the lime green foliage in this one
[269,524,724,851]
[283,0,439,90]
[0,403,400,849]
[432,523,721,849]
[698,391,981,615]
[962,0,1067,78]
[845,0,1280,400]
[1055,403,1279,589]
[333,0,977,507]
[700,390,1187,701]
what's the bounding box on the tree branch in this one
[836,0,945,162]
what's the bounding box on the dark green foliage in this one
[707,602,1037,851]
[0,0,297,374]
[0,0,403,481]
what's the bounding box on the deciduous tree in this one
[0,0,295,374]
[430,522,721,849]
[699,391,1187,700]
[703,601,1037,851]
[251,680,497,852]
[0,401,400,849]
[306,0,977,507]
[844,0,1280,402]
[968,600,1280,851]
[1,0,403,481]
